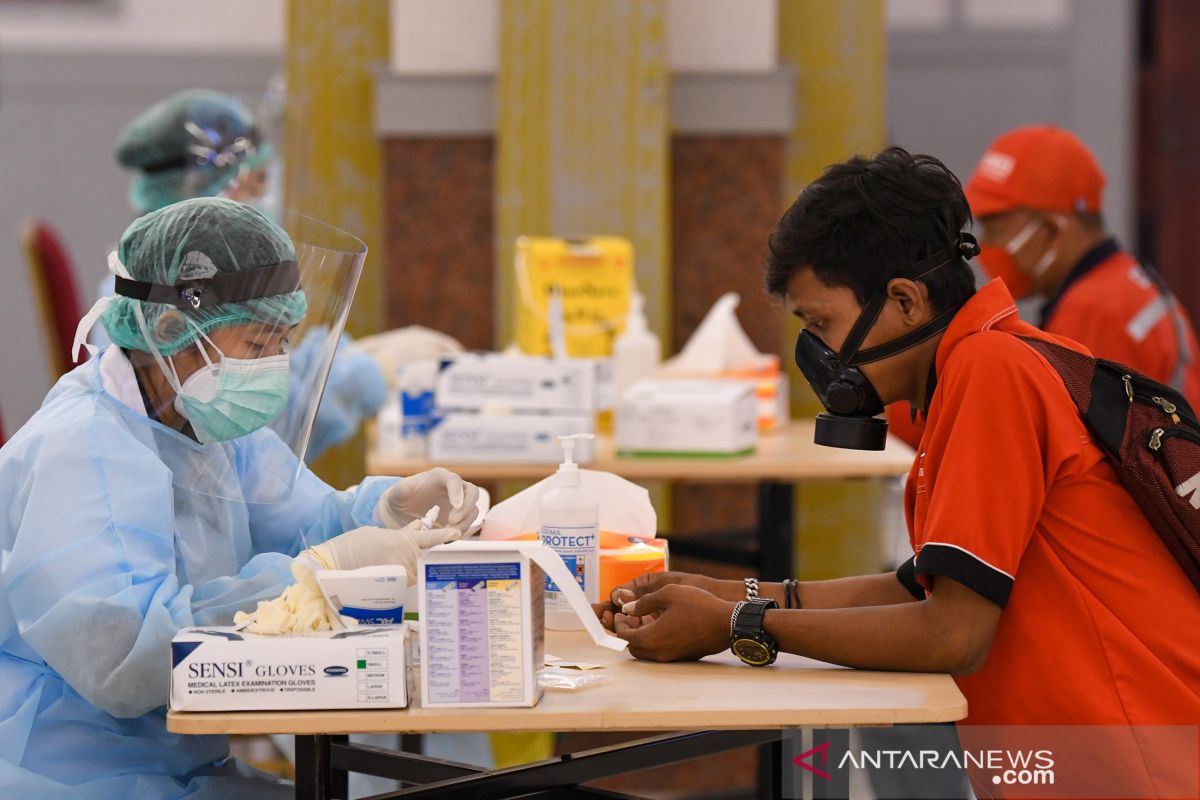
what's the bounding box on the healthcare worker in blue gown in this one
[107,87,451,462]
[0,197,483,799]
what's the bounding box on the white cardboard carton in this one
[169,624,409,711]
[435,354,596,413]
[615,379,758,457]
[427,412,595,463]
[419,541,546,708]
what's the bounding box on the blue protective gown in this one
[0,347,396,798]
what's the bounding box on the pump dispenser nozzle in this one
[555,433,595,487]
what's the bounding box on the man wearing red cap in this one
[968,124,1200,402]
[885,125,1200,450]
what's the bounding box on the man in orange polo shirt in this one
[600,147,1200,793]
[886,125,1200,451]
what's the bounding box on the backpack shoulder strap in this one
[1012,334,1096,416]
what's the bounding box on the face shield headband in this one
[795,232,980,450]
[113,260,300,311]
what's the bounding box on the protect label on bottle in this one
[540,524,599,604]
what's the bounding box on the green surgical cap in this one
[115,89,271,214]
[101,197,307,356]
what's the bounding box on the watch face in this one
[732,638,773,666]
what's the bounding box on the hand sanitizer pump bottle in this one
[540,434,599,630]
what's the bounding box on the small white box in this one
[419,541,546,708]
[615,379,758,457]
[427,412,595,463]
[169,624,409,711]
[435,354,596,413]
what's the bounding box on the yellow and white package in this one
[514,236,633,358]
[169,624,410,711]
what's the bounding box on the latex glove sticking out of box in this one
[234,516,459,634]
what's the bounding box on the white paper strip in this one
[434,540,629,652]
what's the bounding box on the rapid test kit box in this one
[169,624,410,712]
[435,353,596,413]
[419,541,546,708]
[427,412,596,464]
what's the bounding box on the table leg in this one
[811,729,849,800]
[756,737,782,800]
[296,734,349,800]
[757,481,794,581]
[755,481,795,798]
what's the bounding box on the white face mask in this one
[1003,215,1063,279]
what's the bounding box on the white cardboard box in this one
[419,541,546,708]
[427,412,595,463]
[435,353,596,413]
[169,624,410,711]
[615,379,758,457]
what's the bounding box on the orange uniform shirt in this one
[897,279,1200,727]
[1042,239,1200,407]
[884,240,1200,452]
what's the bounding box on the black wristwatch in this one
[730,598,779,667]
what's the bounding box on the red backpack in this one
[1017,336,1200,591]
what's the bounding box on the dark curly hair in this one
[765,147,976,313]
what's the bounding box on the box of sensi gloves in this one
[169,624,410,711]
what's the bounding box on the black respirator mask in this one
[795,233,980,450]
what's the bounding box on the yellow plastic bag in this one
[514,236,633,357]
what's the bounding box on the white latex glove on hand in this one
[303,521,460,583]
[356,325,463,385]
[376,468,482,533]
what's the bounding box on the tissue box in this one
[419,541,546,708]
[427,412,595,463]
[615,379,757,457]
[169,624,410,711]
[435,354,595,414]
[718,357,789,432]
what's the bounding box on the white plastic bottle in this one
[539,434,599,630]
[612,292,661,399]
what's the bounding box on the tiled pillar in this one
[779,0,893,580]
[284,0,389,486]
[496,0,670,346]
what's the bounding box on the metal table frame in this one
[295,729,782,800]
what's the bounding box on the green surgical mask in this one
[173,351,290,443]
[134,306,291,443]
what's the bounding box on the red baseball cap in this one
[964,125,1106,218]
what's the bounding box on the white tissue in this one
[661,292,775,374]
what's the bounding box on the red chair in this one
[22,219,86,377]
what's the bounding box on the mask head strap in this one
[837,233,977,368]
[114,260,299,311]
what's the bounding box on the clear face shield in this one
[74,204,366,504]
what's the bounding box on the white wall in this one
[388,0,778,74]
[0,0,284,53]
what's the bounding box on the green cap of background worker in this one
[115,89,271,215]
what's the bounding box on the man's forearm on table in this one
[746,571,917,610]
[761,596,986,674]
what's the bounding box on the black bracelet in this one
[784,578,802,609]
